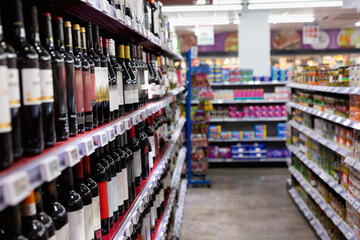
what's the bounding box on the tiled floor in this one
[180,168,317,240]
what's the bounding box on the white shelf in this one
[288,188,330,240]
[192,99,288,104]
[0,87,186,212]
[210,81,287,87]
[287,83,359,95]
[171,118,186,143]
[167,86,186,96]
[173,179,188,239]
[287,102,360,130]
[208,157,289,163]
[171,147,186,189]
[288,120,351,158]
[289,166,357,240]
[210,117,287,122]
[208,137,286,143]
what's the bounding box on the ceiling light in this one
[162,4,242,13]
[356,21,360,27]
[268,15,315,23]
[248,1,342,9]
[213,0,242,4]
[196,0,206,5]
[233,19,241,24]
[170,17,230,26]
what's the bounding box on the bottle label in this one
[161,85,165,96]
[75,70,85,113]
[102,67,109,102]
[68,209,86,240]
[91,72,96,102]
[150,206,156,227]
[117,71,124,105]
[150,83,155,99]
[84,203,94,240]
[98,181,109,220]
[83,71,93,112]
[21,68,41,105]
[8,68,21,108]
[148,136,155,169]
[92,196,101,236]
[143,70,149,86]
[55,223,70,240]
[125,0,131,8]
[134,150,142,178]
[0,66,11,133]
[123,167,129,201]
[40,69,54,103]
[111,177,118,215]
[133,86,139,104]
[95,67,103,103]
[20,202,36,216]
[124,84,132,105]
[109,85,114,112]
[116,172,123,206]
[107,181,114,218]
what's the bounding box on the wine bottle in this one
[118,133,130,211]
[20,190,48,240]
[128,126,141,186]
[68,22,85,133]
[130,44,140,110]
[84,154,102,240]
[140,47,149,106]
[154,56,162,100]
[81,27,97,129]
[0,12,13,168]
[125,44,138,110]
[41,180,70,240]
[150,0,160,37]
[74,25,93,130]
[73,159,94,240]
[146,113,155,172]
[114,133,126,215]
[118,44,133,112]
[24,7,56,149]
[86,23,100,128]
[1,0,44,155]
[57,167,86,240]
[123,131,135,202]
[146,53,155,101]
[125,0,133,19]
[53,17,77,137]
[34,187,56,240]
[93,27,109,124]
[104,141,118,226]
[103,38,117,120]
[138,121,150,180]
[143,0,151,31]
[40,12,69,141]
[109,39,124,116]
[0,205,28,239]
[91,148,109,237]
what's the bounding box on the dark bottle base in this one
[113,210,119,222]
[0,132,13,169]
[42,103,56,148]
[123,199,129,210]
[109,216,114,227]
[114,109,119,119]
[78,122,85,134]
[131,182,136,201]
[11,107,22,160]
[118,106,124,117]
[97,103,104,126]
[124,104,133,113]
[92,102,98,128]
[85,112,93,131]
[68,114,77,137]
[135,177,141,187]
[118,205,124,215]
[55,116,69,141]
[133,103,139,110]
[101,218,110,236]
[110,111,114,121]
[103,101,110,123]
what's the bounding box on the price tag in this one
[88,0,97,6]
[102,0,110,14]
[346,232,354,240]
[107,127,116,141]
[315,197,321,204]
[353,201,360,210]
[310,219,316,226]
[320,202,326,210]
[326,209,333,218]
[81,138,95,156]
[3,172,30,205]
[332,216,340,226]
[348,196,355,205]
[137,113,142,122]
[125,222,133,237]
[124,119,132,130]
[354,162,360,171]
[316,229,322,236]
[131,115,138,125]
[115,9,121,20]
[345,157,355,166]
[40,156,61,182]
[328,180,335,188]
[329,115,336,121]
[64,146,80,167]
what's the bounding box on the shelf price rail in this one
[209,117,287,123]
[0,89,184,212]
[173,179,188,240]
[289,166,357,240]
[112,118,186,239]
[210,81,287,87]
[287,83,360,95]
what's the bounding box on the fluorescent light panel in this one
[268,15,315,23]
[248,0,342,9]
[170,17,230,26]
[162,4,242,13]
[356,21,360,27]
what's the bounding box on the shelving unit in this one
[208,137,286,143]
[208,157,289,163]
[173,179,188,240]
[210,81,287,87]
[209,117,286,123]
[287,83,360,95]
[192,99,288,104]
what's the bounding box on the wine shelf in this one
[289,166,357,240]
[209,117,287,123]
[288,120,351,158]
[0,88,184,212]
[191,99,288,105]
[208,137,286,143]
[210,81,287,87]
[287,102,360,130]
[288,188,330,240]
[173,179,188,239]
[287,83,360,95]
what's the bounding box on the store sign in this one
[303,23,320,44]
[197,26,215,46]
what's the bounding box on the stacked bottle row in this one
[0,107,173,239]
[0,0,180,169]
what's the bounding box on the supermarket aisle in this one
[180,168,317,240]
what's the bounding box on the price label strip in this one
[81,138,95,156]
[3,172,30,205]
[64,146,80,167]
[40,156,61,182]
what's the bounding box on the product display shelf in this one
[209,117,287,123]
[173,179,188,240]
[288,188,331,240]
[288,120,351,158]
[191,99,288,105]
[112,117,187,239]
[208,137,286,143]
[167,86,186,96]
[0,89,184,213]
[211,81,287,87]
[154,148,186,240]
[289,166,357,240]
[208,157,289,163]
[171,118,186,143]
[288,144,354,205]
[287,102,360,130]
[41,0,183,61]
[287,83,360,95]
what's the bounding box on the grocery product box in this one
[209,125,221,133]
[254,124,267,133]
[220,131,231,139]
[277,130,287,138]
[277,123,286,132]
[242,131,254,139]
[209,133,219,139]
[254,132,266,138]
[231,131,241,139]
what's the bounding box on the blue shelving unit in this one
[186,48,211,187]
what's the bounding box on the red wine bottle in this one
[34,186,56,240]
[24,7,56,148]
[41,180,69,239]
[128,126,141,186]
[103,38,117,120]
[123,131,135,202]
[114,132,126,215]
[40,12,69,141]
[1,0,44,155]
[57,167,86,240]
[109,39,124,116]
[146,116,155,172]
[83,155,102,240]
[118,133,130,211]
[103,141,117,226]
[137,121,150,180]
[73,159,94,240]
[90,149,108,238]
[118,44,133,112]
[0,205,28,239]
[127,44,139,110]
[99,36,110,123]
[74,25,93,131]
[20,190,48,240]
[53,17,77,137]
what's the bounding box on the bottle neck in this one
[2,205,23,237]
[103,38,109,57]
[42,180,59,204]
[11,2,27,42]
[93,26,101,52]
[20,190,37,221]
[61,167,75,190]
[64,25,73,53]
[86,24,94,52]
[73,27,82,56]
[73,159,85,184]
[34,186,45,213]
[118,45,125,61]
[53,18,65,51]
[40,13,55,50]
[83,156,92,178]
[80,29,87,55]
[25,6,41,46]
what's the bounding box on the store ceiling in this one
[163,1,360,33]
